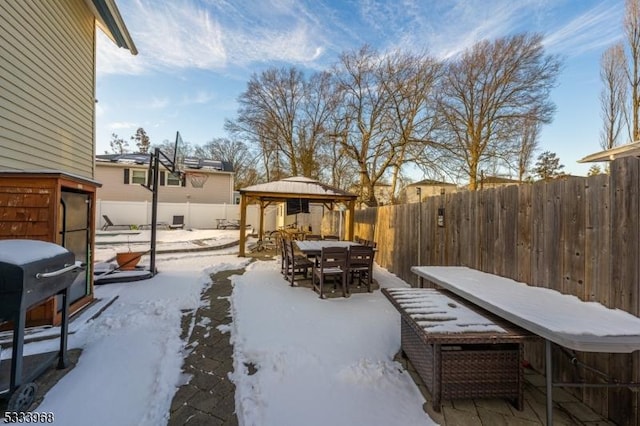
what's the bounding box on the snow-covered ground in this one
[2,230,434,425]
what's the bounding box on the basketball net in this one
[187,172,208,188]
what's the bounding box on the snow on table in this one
[411,266,640,353]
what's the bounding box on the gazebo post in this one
[346,200,355,241]
[239,194,247,257]
[259,201,265,241]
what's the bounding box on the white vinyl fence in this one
[96,200,266,230]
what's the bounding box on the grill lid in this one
[0,240,70,265]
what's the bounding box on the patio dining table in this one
[295,240,359,257]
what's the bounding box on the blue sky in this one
[96,0,625,178]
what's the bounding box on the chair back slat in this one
[319,246,348,268]
[348,245,374,268]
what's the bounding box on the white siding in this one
[0,0,96,178]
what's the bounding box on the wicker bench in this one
[382,288,534,412]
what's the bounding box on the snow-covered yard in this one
[2,229,434,425]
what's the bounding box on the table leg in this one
[545,340,553,425]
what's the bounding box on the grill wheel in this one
[7,382,38,412]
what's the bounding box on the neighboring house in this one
[95,153,235,204]
[0,0,136,325]
[350,182,394,207]
[476,175,520,190]
[373,182,393,206]
[401,179,459,203]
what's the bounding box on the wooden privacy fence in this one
[333,156,640,425]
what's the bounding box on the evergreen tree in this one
[533,151,564,180]
[587,164,603,176]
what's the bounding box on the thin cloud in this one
[98,0,624,77]
[99,0,328,75]
[543,3,623,56]
[148,97,170,109]
[109,121,137,130]
[98,0,227,75]
[181,91,216,105]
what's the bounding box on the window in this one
[167,173,182,186]
[131,170,146,185]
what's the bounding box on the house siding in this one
[0,0,95,178]
[95,163,235,204]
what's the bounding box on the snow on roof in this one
[240,176,356,198]
[408,179,457,186]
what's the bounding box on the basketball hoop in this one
[187,172,208,188]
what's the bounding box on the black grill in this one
[0,239,81,411]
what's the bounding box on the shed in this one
[238,177,358,256]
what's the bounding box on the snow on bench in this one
[384,288,507,334]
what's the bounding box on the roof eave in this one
[578,141,640,163]
[87,0,138,55]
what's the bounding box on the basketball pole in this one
[150,148,160,275]
[142,135,181,277]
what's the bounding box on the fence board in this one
[583,174,611,415]
[562,177,586,299]
[545,180,563,290]
[609,157,640,426]
[517,184,532,283]
[344,160,638,424]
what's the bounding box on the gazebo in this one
[238,176,358,257]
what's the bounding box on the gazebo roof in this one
[239,176,357,202]
[237,177,357,256]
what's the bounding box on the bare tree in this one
[515,116,540,181]
[297,71,339,178]
[227,67,336,180]
[195,138,261,189]
[626,0,640,141]
[131,127,151,153]
[227,67,303,177]
[152,139,194,164]
[435,34,561,190]
[332,46,387,205]
[379,49,441,203]
[333,45,423,206]
[109,133,129,154]
[600,44,629,150]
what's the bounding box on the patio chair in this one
[322,235,339,241]
[101,215,130,231]
[283,239,313,286]
[218,219,241,229]
[278,233,287,274]
[347,245,374,293]
[169,215,185,230]
[305,234,322,241]
[312,246,348,299]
